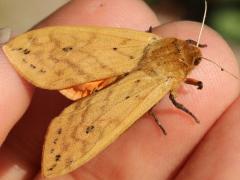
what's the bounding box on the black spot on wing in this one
[23,49,31,54]
[55,154,61,161]
[30,64,36,69]
[62,47,73,52]
[48,164,57,171]
[85,125,95,134]
[125,96,130,99]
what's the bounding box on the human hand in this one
[0,0,239,179]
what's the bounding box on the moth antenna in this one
[201,57,240,80]
[197,1,239,81]
[197,0,207,47]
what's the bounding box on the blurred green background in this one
[146,0,240,62]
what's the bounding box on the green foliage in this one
[210,8,240,42]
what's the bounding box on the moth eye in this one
[194,57,201,65]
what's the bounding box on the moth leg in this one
[169,92,200,124]
[149,108,167,135]
[185,78,203,90]
[186,39,207,48]
[146,26,153,33]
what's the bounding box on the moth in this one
[3,0,240,177]
[2,25,206,178]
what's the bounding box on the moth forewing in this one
[42,69,176,177]
[2,26,159,90]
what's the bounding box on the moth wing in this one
[2,26,158,89]
[42,70,175,177]
[59,76,118,100]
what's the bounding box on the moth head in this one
[162,38,202,69]
[181,39,203,68]
[145,38,202,70]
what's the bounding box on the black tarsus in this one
[149,109,167,135]
[169,92,200,124]
[185,78,203,90]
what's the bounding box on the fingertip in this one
[175,96,240,180]
[38,0,160,30]
[0,50,33,145]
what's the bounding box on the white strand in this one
[197,0,207,47]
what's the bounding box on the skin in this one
[0,0,239,179]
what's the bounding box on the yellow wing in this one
[42,69,175,178]
[2,26,158,89]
